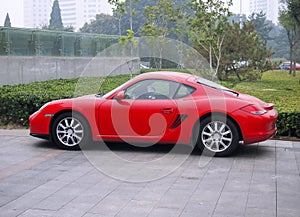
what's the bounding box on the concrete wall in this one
[0,56,140,86]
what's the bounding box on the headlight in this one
[241,104,266,115]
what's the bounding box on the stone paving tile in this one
[245,207,276,217]
[115,200,156,217]
[213,191,248,216]
[18,209,56,217]
[0,130,300,217]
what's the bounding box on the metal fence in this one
[0,27,119,57]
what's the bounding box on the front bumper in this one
[29,111,53,138]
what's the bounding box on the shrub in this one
[276,112,300,138]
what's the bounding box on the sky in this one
[0,0,243,28]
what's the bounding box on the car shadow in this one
[83,141,273,158]
[232,143,275,159]
[32,139,274,158]
[33,140,61,150]
[83,141,197,155]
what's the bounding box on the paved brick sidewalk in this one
[0,129,299,217]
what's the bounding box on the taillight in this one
[241,104,267,115]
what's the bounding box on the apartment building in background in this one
[248,0,280,23]
[24,0,111,30]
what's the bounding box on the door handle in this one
[161,108,174,114]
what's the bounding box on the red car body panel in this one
[29,72,278,146]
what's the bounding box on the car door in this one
[98,79,179,137]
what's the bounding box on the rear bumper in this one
[233,109,278,144]
[243,128,277,144]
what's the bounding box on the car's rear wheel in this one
[51,112,90,150]
[197,116,239,157]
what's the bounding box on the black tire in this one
[196,115,240,157]
[51,112,91,150]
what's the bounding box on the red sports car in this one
[273,62,300,70]
[29,72,277,156]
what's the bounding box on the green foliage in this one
[80,14,119,35]
[140,0,183,69]
[234,70,299,113]
[49,0,64,30]
[188,0,232,75]
[141,0,182,37]
[4,13,11,27]
[248,11,273,42]
[220,22,272,81]
[276,112,300,137]
[279,0,300,76]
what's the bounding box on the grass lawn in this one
[233,70,300,113]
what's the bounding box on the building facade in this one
[24,0,53,28]
[24,0,111,30]
[248,0,280,23]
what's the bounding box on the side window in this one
[124,79,180,100]
[174,84,196,99]
[124,80,153,99]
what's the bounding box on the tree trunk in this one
[235,69,242,81]
[289,44,293,75]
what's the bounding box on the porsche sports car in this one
[29,71,278,156]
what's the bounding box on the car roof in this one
[135,71,195,82]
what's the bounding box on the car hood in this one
[45,94,104,110]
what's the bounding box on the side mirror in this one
[115,91,125,100]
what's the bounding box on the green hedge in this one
[276,112,300,137]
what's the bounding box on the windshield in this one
[101,79,132,99]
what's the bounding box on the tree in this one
[80,14,119,35]
[80,0,190,37]
[279,0,300,76]
[220,22,272,81]
[188,0,233,78]
[49,0,64,30]
[108,0,140,36]
[141,0,182,69]
[248,11,273,42]
[267,24,289,60]
[4,13,11,27]
[108,0,144,78]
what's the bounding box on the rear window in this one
[195,78,239,96]
[195,78,229,90]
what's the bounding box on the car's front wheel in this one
[51,112,90,150]
[197,116,240,157]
